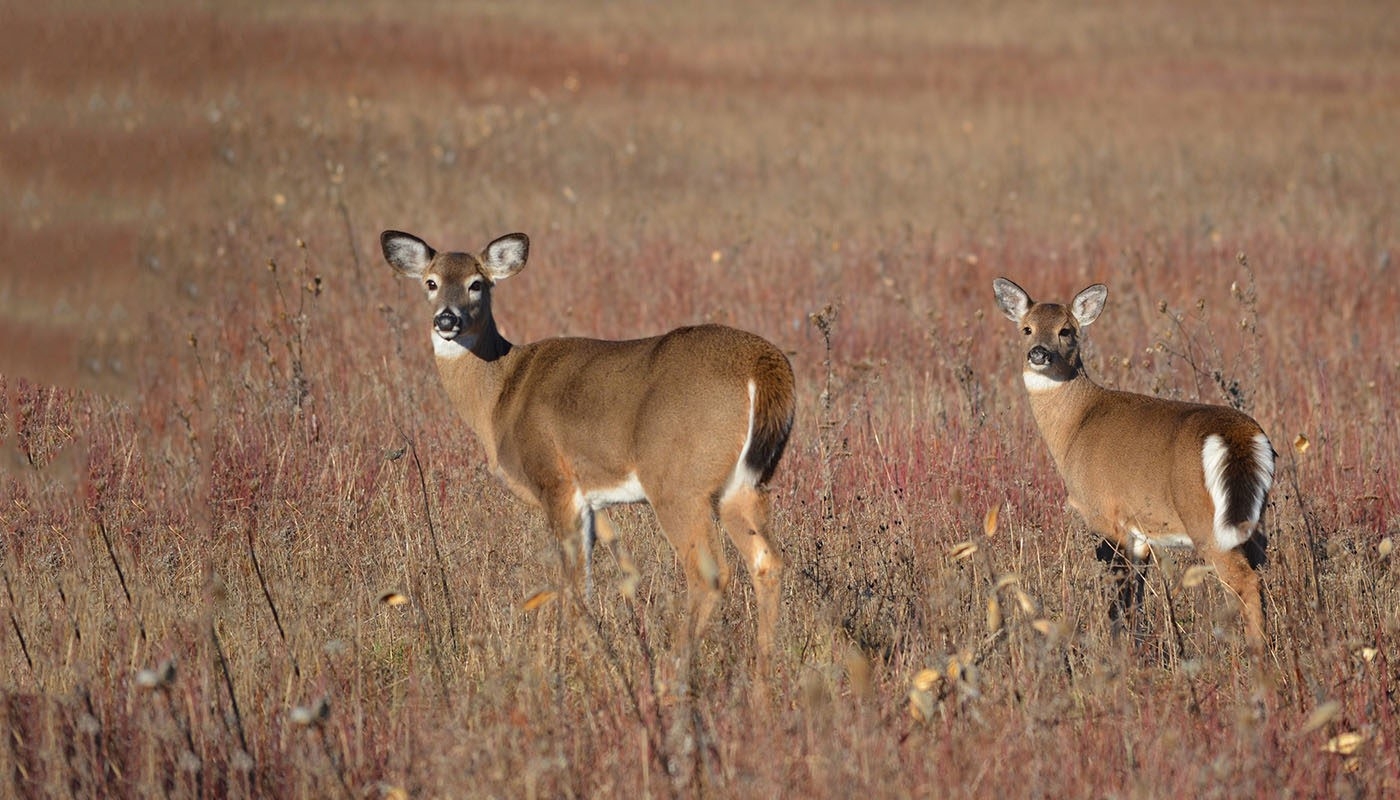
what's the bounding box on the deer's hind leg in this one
[718,484,783,673]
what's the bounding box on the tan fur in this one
[994,278,1274,653]
[383,230,795,669]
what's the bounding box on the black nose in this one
[434,311,460,331]
[1028,345,1052,366]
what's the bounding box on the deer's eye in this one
[1021,326,1032,336]
[1059,327,1073,338]
[425,279,438,292]
[469,279,484,292]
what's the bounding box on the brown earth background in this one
[1,0,1397,796]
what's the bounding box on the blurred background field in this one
[1,1,1397,796]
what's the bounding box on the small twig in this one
[399,429,460,649]
[245,517,301,679]
[570,591,675,798]
[1,564,34,675]
[210,624,252,759]
[96,516,147,643]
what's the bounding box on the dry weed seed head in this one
[135,658,177,690]
[290,696,331,727]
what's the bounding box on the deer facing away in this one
[382,230,796,669]
[993,278,1276,653]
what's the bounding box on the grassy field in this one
[2,0,1398,796]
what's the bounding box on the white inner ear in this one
[1072,286,1106,326]
[385,235,432,276]
[994,280,1031,322]
[483,237,527,280]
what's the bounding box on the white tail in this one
[383,230,795,665]
[993,277,1276,652]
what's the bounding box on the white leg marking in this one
[1130,526,1194,559]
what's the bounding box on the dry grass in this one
[2,0,1398,796]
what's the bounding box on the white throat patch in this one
[1022,370,1066,393]
[432,332,473,359]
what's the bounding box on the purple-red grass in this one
[2,1,1398,796]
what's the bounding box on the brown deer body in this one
[383,230,795,667]
[993,278,1275,653]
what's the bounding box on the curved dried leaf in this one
[1301,700,1341,734]
[521,590,558,612]
[1379,538,1393,559]
[378,590,409,607]
[1293,434,1310,455]
[949,541,979,561]
[1324,731,1364,756]
[986,596,1003,632]
[912,668,940,693]
[994,573,1021,591]
[983,504,1000,538]
[1181,564,1214,589]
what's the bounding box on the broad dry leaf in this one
[986,596,1002,632]
[912,668,940,693]
[1293,434,1310,455]
[521,589,558,612]
[1323,731,1365,756]
[1300,700,1341,734]
[949,541,979,561]
[983,504,1000,538]
[1181,564,1214,589]
[1379,537,1393,559]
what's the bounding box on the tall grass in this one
[3,0,1398,796]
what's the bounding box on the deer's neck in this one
[1023,368,1105,466]
[432,324,516,465]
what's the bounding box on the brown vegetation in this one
[2,0,1397,796]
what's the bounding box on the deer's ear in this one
[993,277,1032,322]
[480,233,528,282]
[1071,284,1107,327]
[382,231,435,278]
